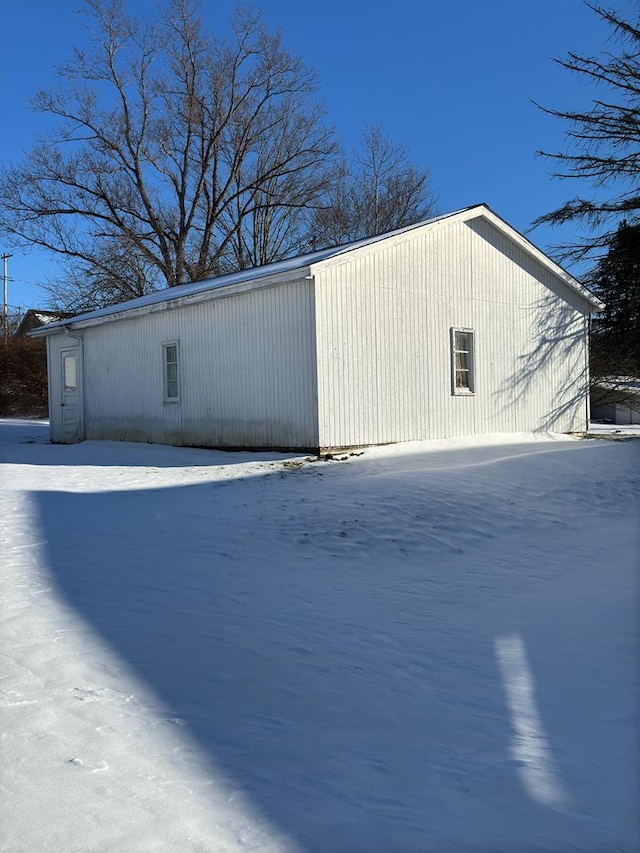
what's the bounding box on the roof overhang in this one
[469,206,605,312]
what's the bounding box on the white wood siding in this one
[49,280,318,448]
[313,215,590,449]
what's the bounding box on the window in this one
[451,328,475,394]
[63,354,77,392]
[163,342,180,401]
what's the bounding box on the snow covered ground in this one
[1,419,638,853]
[588,422,640,436]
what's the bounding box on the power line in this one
[10,276,50,288]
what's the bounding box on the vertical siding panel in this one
[73,279,317,449]
[315,216,590,448]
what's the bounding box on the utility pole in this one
[2,253,12,342]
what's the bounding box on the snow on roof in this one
[593,377,640,395]
[30,204,601,335]
[30,208,469,334]
[34,311,67,325]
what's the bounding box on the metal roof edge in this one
[28,207,476,337]
[28,263,314,336]
[310,202,604,312]
[28,203,604,336]
[307,205,482,273]
[471,205,605,312]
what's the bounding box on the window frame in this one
[451,327,476,395]
[162,341,180,403]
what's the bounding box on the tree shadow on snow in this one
[30,451,637,852]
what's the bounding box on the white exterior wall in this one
[48,280,318,448]
[614,404,640,425]
[592,401,640,425]
[313,215,592,449]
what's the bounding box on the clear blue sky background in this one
[0,0,631,311]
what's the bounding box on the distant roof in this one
[30,204,604,336]
[33,311,70,325]
[15,308,74,336]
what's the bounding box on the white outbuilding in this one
[31,204,604,452]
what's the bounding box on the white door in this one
[61,348,81,443]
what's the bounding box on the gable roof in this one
[29,204,604,337]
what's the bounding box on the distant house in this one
[15,309,73,337]
[30,204,604,450]
[591,378,640,425]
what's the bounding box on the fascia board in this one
[470,207,605,312]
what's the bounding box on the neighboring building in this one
[30,204,604,451]
[591,378,640,425]
[14,309,73,336]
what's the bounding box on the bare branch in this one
[309,124,437,248]
[0,0,338,305]
[535,2,640,261]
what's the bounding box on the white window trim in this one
[451,327,476,395]
[163,340,180,403]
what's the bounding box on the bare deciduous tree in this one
[48,236,159,313]
[218,97,336,271]
[0,0,337,306]
[310,124,437,248]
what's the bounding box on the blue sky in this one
[0,0,628,311]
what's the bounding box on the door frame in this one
[59,344,84,443]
